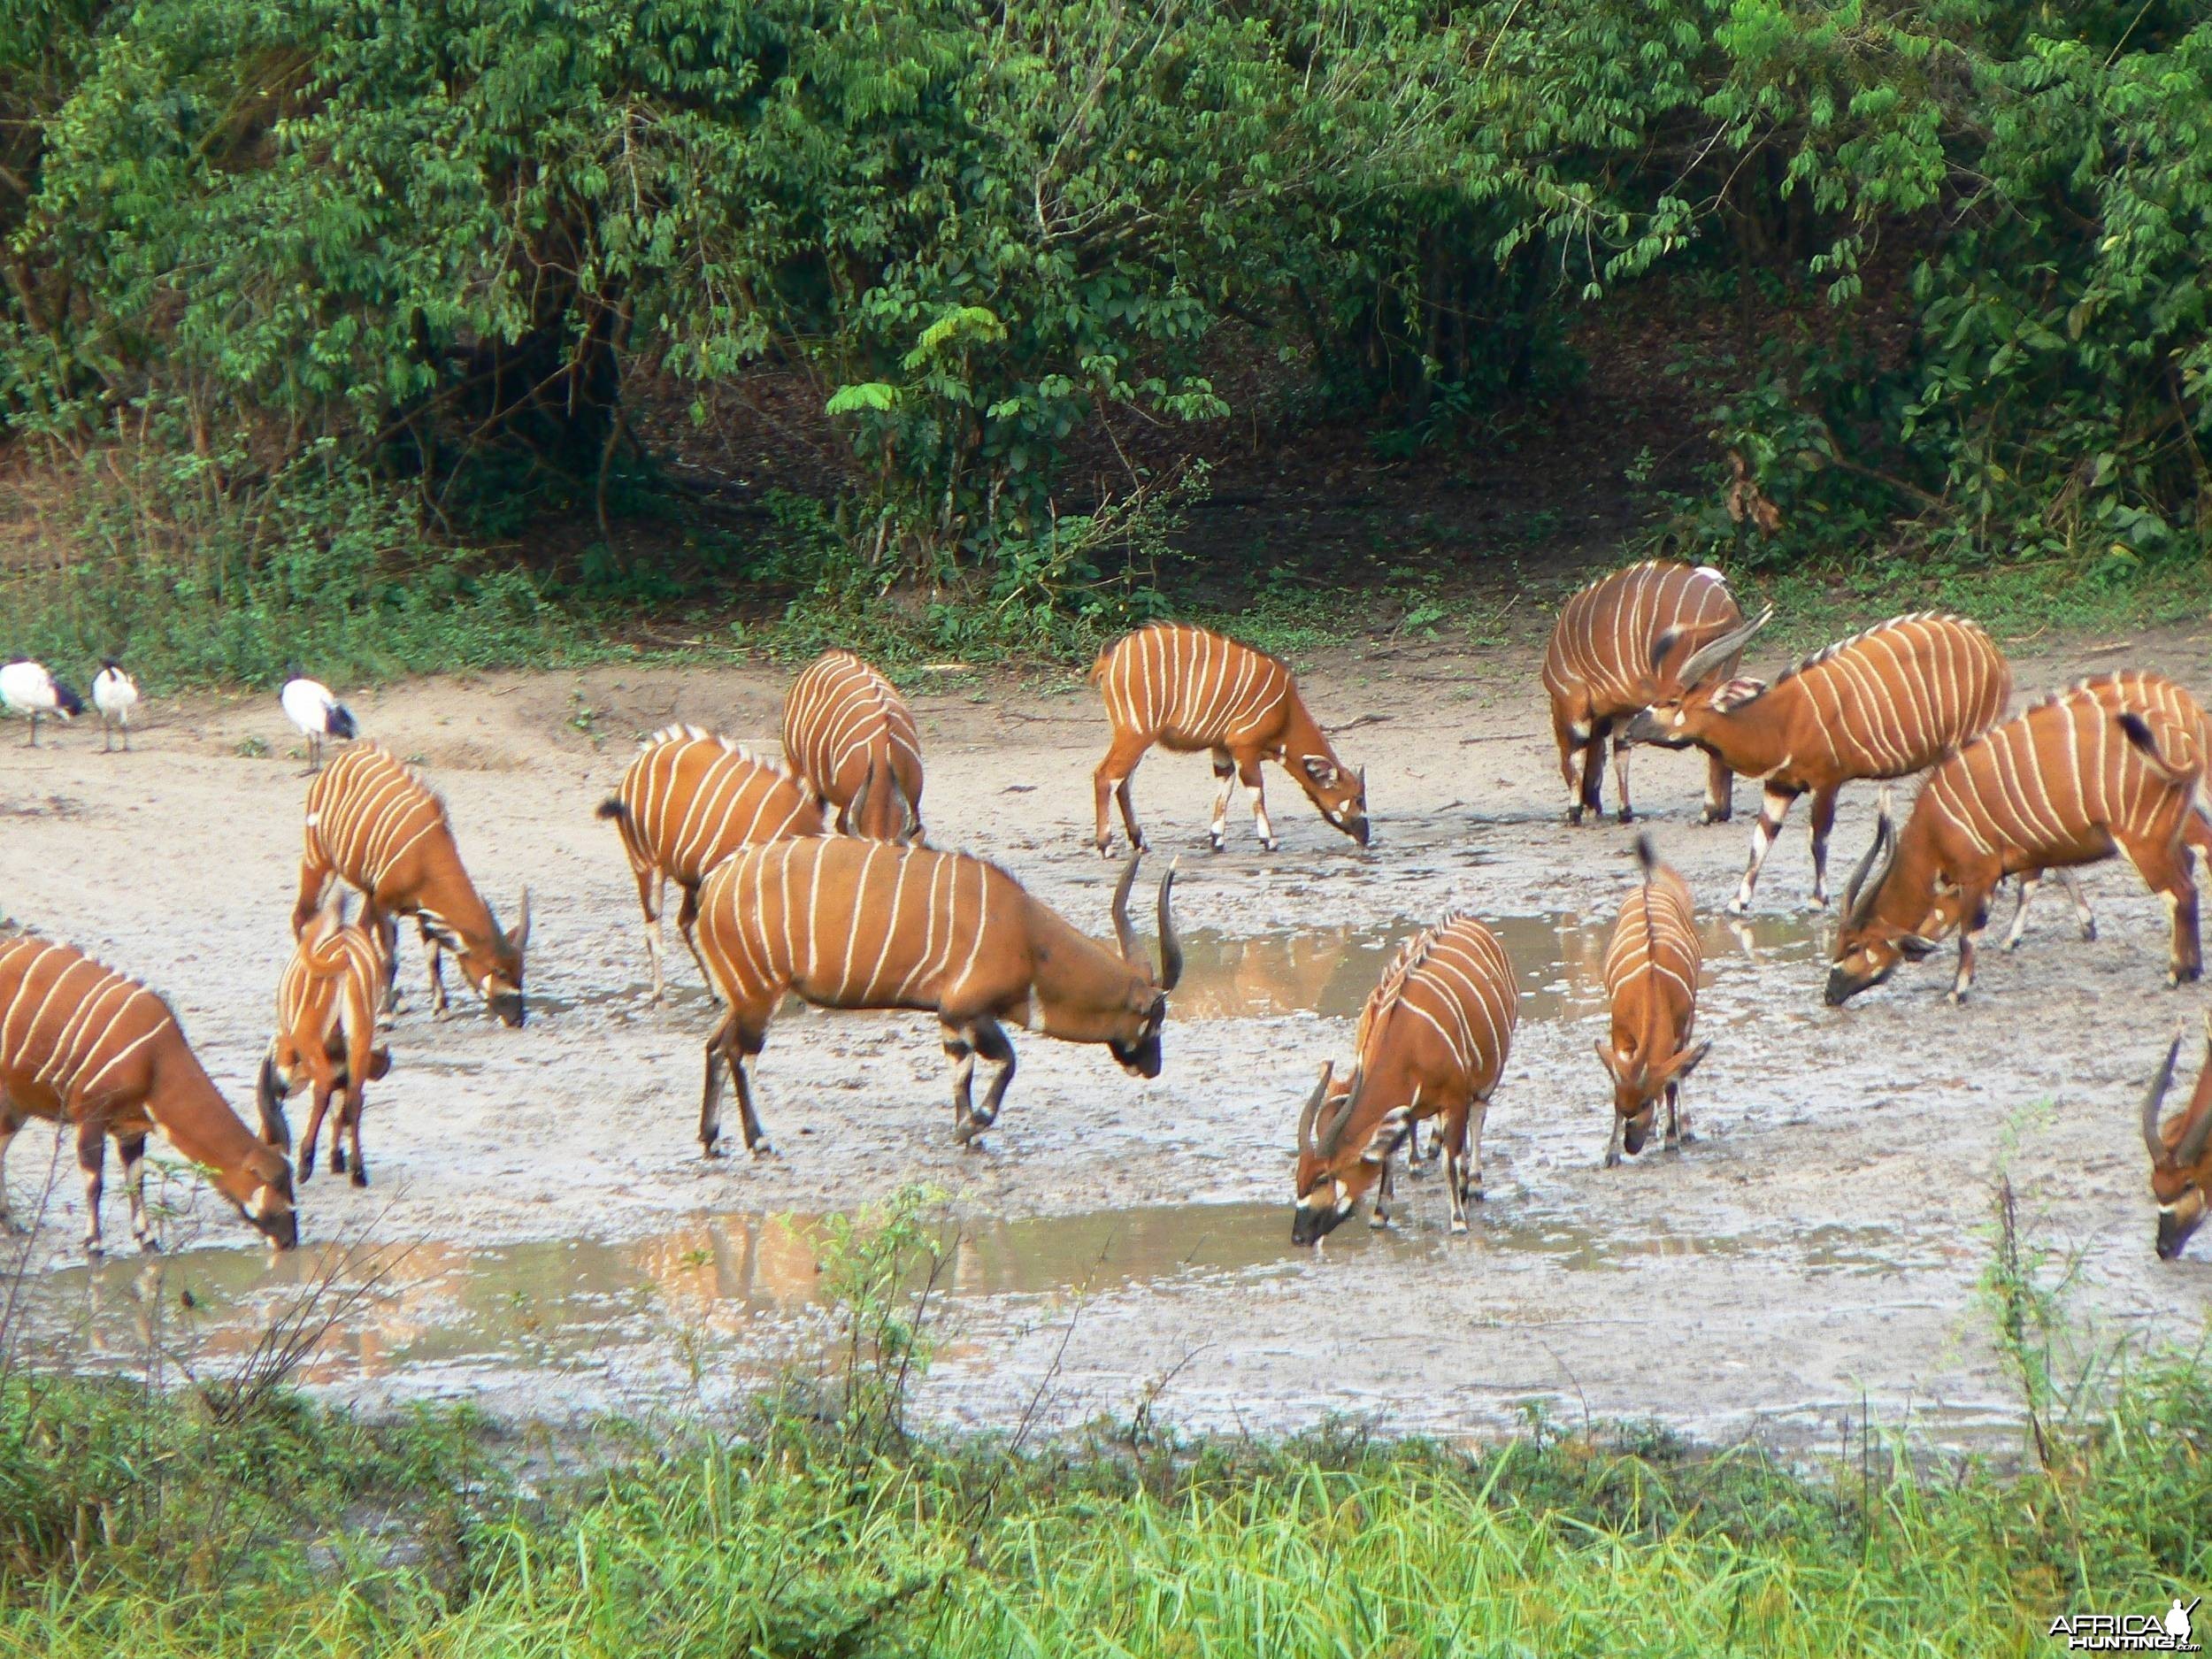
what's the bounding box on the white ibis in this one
[0,661,85,748]
[90,661,140,752]
[280,677,358,772]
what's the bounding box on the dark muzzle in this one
[1291,1201,1348,1247]
[1111,1030,1163,1078]
[488,989,526,1028]
[2157,1210,2199,1262]
[1824,964,1883,1008]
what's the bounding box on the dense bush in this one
[2,0,2208,672]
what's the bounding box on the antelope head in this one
[1104,852,1183,1077]
[1294,756,1371,847]
[219,1144,299,1250]
[1625,606,1775,748]
[1291,1061,1417,1245]
[1824,814,1940,1006]
[447,888,530,1026]
[1594,1038,1711,1155]
[2141,1021,2212,1260]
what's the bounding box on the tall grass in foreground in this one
[0,1191,2202,1657]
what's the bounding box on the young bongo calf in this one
[1291,915,1517,1242]
[256,898,392,1186]
[1091,622,1369,855]
[2139,1020,2212,1260]
[1595,836,1709,1165]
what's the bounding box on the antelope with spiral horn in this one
[1628,611,2011,913]
[1090,622,1369,855]
[1541,560,1746,825]
[1827,673,2208,1005]
[1291,915,1517,1243]
[293,745,531,1025]
[2139,1020,2212,1260]
[692,843,1181,1154]
[1595,835,1709,1166]
[598,726,827,1002]
[0,932,296,1251]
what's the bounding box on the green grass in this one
[0,1187,2203,1656]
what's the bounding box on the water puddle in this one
[12,1199,1918,1400]
[1170,911,1827,1022]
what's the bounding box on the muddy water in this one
[1170,910,1827,1022]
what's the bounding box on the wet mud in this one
[3,630,2209,1447]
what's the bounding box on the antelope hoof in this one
[82,1236,104,1258]
[2003,936,2024,953]
[1616,808,1634,826]
[296,1156,316,1183]
[331,1146,347,1174]
[1208,833,1224,853]
[1603,1147,1622,1170]
[136,1233,163,1256]
[1449,1215,1470,1235]
[349,1166,368,1189]
[1702,807,1732,826]
[2081,922,2099,942]
[1567,805,1586,826]
[1945,987,1971,1006]
[1260,838,1279,854]
[1724,897,1751,919]
[749,1140,779,1160]
[1804,894,1830,911]
[952,1118,987,1148]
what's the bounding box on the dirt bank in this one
[3,622,2208,1445]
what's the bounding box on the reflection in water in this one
[12,1199,1911,1398]
[1171,911,1827,1022]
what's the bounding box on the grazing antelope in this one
[293,744,530,1025]
[692,843,1180,1155]
[2139,1021,2212,1260]
[1291,914,1517,1243]
[1091,622,1370,855]
[89,661,138,752]
[0,931,296,1251]
[0,661,84,748]
[1542,560,1745,825]
[1595,836,1709,1166]
[281,676,358,772]
[256,897,392,1186]
[782,650,925,842]
[1827,673,2208,1006]
[1628,611,2010,913]
[598,726,829,1002]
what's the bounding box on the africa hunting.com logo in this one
[2049,1598,2200,1652]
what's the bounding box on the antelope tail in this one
[1633,833,1658,881]
[2118,711,2198,784]
[596,795,629,822]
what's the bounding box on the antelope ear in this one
[1301,755,1340,788]
[1663,1041,1713,1086]
[1896,933,1937,962]
[1360,1105,1413,1164]
[1593,1038,1625,1080]
[508,888,532,953]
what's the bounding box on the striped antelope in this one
[1595,836,1709,1166]
[1090,622,1369,855]
[782,650,925,842]
[1627,611,2010,913]
[1826,673,2208,1006]
[255,897,393,1186]
[693,843,1181,1154]
[2139,1020,2212,1260]
[1542,560,1745,825]
[2004,675,2212,950]
[0,931,296,1251]
[293,745,531,1026]
[597,726,827,1002]
[1291,915,1517,1243]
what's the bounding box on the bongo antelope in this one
[1596,836,1709,1165]
[1291,914,1517,1242]
[1091,622,1369,855]
[598,726,828,1002]
[1542,560,1744,825]
[1628,611,2010,913]
[0,661,84,748]
[2005,677,2212,950]
[281,676,358,772]
[256,896,392,1186]
[1827,675,2208,1005]
[0,931,296,1251]
[293,745,530,1025]
[782,650,925,842]
[2139,1021,2212,1260]
[90,661,138,752]
[692,844,1180,1154]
